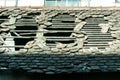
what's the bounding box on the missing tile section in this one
[44,14,76,47]
[0,9,119,54]
[13,23,38,51]
[82,17,113,50]
[0,15,9,19]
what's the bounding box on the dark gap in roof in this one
[82,17,113,49]
[57,40,74,44]
[27,12,41,16]
[62,13,69,15]
[44,32,72,36]
[45,13,75,47]
[14,38,34,50]
[21,16,33,19]
[0,15,9,19]
[12,25,38,51]
[15,26,37,30]
[46,41,55,44]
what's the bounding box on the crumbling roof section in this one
[0,8,119,54]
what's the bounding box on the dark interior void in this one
[62,13,69,15]
[21,12,41,19]
[27,72,120,80]
[15,26,38,30]
[0,71,119,80]
[27,12,41,16]
[0,15,9,19]
[12,26,38,50]
[82,17,113,49]
[45,32,74,44]
[14,38,34,50]
[44,32,72,36]
[0,15,9,24]
[45,13,75,46]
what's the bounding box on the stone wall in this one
[0,53,120,74]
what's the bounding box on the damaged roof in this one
[0,8,120,55]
